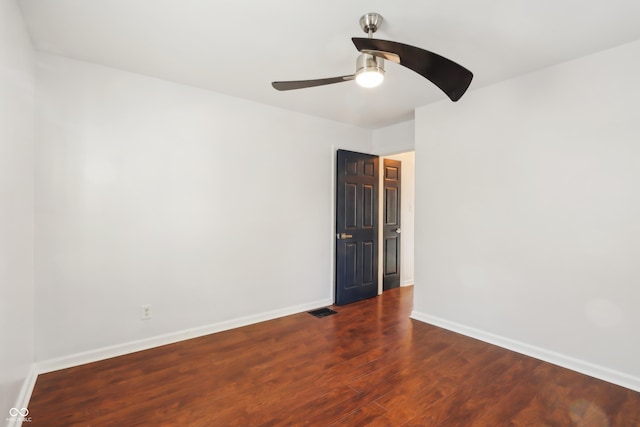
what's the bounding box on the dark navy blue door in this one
[335,150,379,305]
[383,158,401,291]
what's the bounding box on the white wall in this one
[413,39,640,390]
[34,53,372,364]
[372,120,414,156]
[0,0,36,417]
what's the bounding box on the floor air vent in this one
[308,308,337,318]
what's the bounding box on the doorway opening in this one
[334,149,414,305]
[378,151,415,294]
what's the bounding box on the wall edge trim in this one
[36,298,333,375]
[7,364,38,427]
[410,310,640,393]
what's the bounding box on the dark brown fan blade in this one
[272,75,355,91]
[352,38,473,101]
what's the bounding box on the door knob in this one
[395,228,401,234]
[337,232,353,239]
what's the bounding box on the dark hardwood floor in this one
[28,286,640,426]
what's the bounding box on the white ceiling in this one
[18,0,640,129]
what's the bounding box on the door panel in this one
[363,185,375,228]
[336,150,379,305]
[385,236,399,275]
[345,243,358,288]
[345,184,358,228]
[383,159,401,291]
[385,187,398,225]
[363,241,375,284]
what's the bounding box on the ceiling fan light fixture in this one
[272,12,473,100]
[355,53,384,88]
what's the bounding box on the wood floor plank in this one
[330,402,392,427]
[27,286,640,426]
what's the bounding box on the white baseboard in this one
[7,364,37,427]
[411,310,640,393]
[37,298,333,374]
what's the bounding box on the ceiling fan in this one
[272,13,473,102]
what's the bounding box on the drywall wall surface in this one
[414,39,640,386]
[372,120,414,156]
[0,0,35,417]
[34,53,372,361]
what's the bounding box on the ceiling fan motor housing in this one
[355,53,385,87]
[356,53,384,74]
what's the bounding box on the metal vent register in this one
[308,308,337,318]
